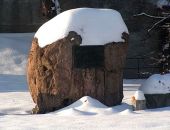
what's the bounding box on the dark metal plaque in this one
[73,45,104,68]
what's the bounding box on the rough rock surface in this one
[27,31,128,114]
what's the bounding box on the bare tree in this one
[134,8,170,74]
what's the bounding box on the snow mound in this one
[134,90,145,100]
[54,96,131,116]
[55,96,107,115]
[56,108,96,116]
[140,74,170,94]
[0,48,26,75]
[157,0,170,9]
[35,8,128,47]
[0,33,33,75]
[76,96,107,108]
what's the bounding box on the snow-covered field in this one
[0,33,170,130]
[0,75,170,130]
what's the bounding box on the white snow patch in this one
[134,90,145,100]
[35,8,128,47]
[68,96,107,109]
[54,0,61,14]
[55,108,95,116]
[0,48,26,75]
[140,74,170,94]
[157,0,170,8]
[0,33,33,75]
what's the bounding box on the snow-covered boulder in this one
[140,74,170,94]
[27,8,129,113]
[139,74,170,109]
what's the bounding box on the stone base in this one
[145,93,170,109]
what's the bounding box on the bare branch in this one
[148,15,170,32]
[133,12,165,19]
[150,57,160,62]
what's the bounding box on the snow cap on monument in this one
[35,8,129,47]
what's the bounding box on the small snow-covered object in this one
[139,74,170,109]
[140,74,170,94]
[131,90,146,111]
[35,8,128,47]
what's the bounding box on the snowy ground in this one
[0,33,170,130]
[0,76,170,130]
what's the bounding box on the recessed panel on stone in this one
[73,45,104,68]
